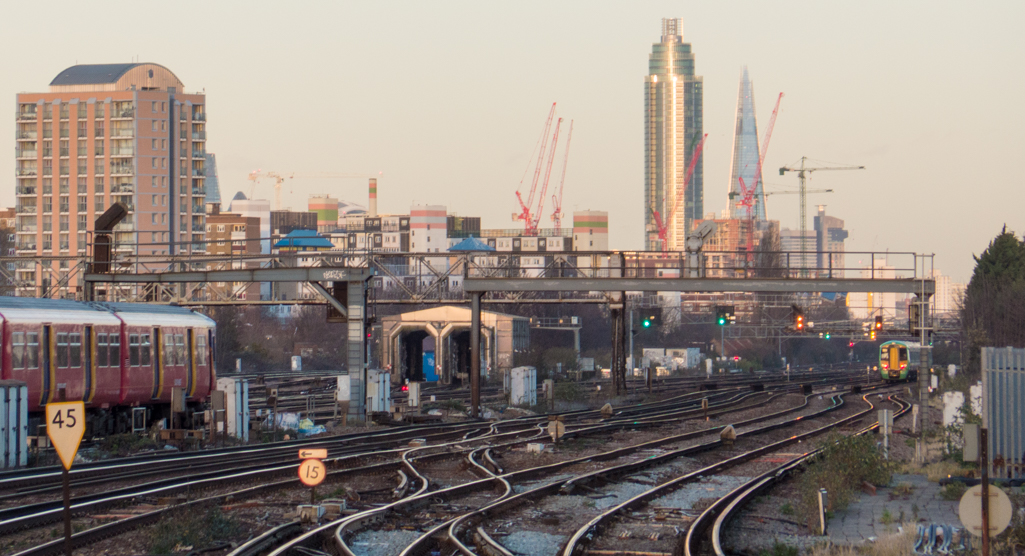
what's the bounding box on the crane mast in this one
[515,104,556,234]
[551,120,573,229]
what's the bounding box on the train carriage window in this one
[141,334,152,366]
[174,334,185,366]
[196,335,207,364]
[69,333,82,367]
[26,332,39,368]
[56,333,69,368]
[12,332,25,369]
[97,333,108,367]
[129,334,140,366]
[165,333,174,366]
[109,333,121,367]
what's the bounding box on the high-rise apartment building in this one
[15,63,207,297]
[644,18,703,251]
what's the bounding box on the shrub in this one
[760,541,798,556]
[780,502,795,516]
[554,381,585,402]
[798,432,892,531]
[149,508,240,555]
[939,481,967,501]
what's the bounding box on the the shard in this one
[727,67,765,221]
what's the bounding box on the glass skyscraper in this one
[644,18,703,251]
[728,67,766,221]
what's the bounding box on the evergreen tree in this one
[961,227,1025,377]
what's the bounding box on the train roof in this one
[0,298,214,328]
[0,296,122,325]
[98,303,215,328]
[880,340,922,348]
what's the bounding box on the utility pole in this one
[779,158,864,275]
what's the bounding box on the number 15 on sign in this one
[298,458,326,487]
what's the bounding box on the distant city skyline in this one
[2,1,1023,282]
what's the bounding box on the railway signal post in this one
[298,449,327,505]
[46,401,86,556]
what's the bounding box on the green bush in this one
[798,432,892,531]
[150,508,240,555]
[939,481,967,501]
[554,381,584,402]
[760,541,798,556]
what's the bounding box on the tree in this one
[961,227,1025,378]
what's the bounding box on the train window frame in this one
[26,332,39,368]
[174,334,185,366]
[97,333,109,367]
[109,333,120,368]
[196,334,207,364]
[12,331,25,369]
[69,333,82,368]
[164,333,175,366]
[56,333,69,368]
[129,334,140,366]
[141,334,152,366]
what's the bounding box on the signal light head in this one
[718,317,726,326]
[643,319,652,328]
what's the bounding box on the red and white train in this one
[0,297,216,434]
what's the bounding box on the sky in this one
[2,1,1023,283]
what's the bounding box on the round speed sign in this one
[298,458,326,487]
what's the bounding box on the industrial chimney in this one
[369,178,378,217]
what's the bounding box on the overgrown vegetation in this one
[798,432,892,531]
[938,481,967,501]
[759,541,798,556]
[149,507,241,555]
[97,433,158,456]
[553,380,585,402]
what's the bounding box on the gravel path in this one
[349,529,426,556]
[499,530,566,555]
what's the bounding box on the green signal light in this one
[825,332,831,339]
[718,317,726,325]
[643,320,651,328]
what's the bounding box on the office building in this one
[644,18,703,251]
[15,63,207,297]
[813,205,848,276]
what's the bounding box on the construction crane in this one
[515,104,557,235]
[649,133,707,251]
[779,157,864,262]
[550,120,573,229]
[248,170,375,210]
[527,117,563,235]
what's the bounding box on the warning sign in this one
[298,458,326,487]
[46,402,86,471]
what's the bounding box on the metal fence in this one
[981,347,1025,478]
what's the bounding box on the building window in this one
[94,176,104,192]
[77,196,87,212]
[94,104,104,119]
[152,139,158,150]
[151,120,158,132]
[152,101,158,113]
[77,121,87,138]
[95,196,105,211]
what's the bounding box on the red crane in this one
[649,133,708,251]
[515,104,556,234]
[550,120,573,229]
[526,117,562,235]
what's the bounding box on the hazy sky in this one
[2,1,1023,282]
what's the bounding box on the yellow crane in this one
[247,171,377,210]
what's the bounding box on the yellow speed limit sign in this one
[46,402,86,471]
[298,458,326,487]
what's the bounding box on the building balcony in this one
[111,109,135,119]
[192,169,205,177]
[15,169,37,177]
[109,148,134,157]
[17,111,37,121]
[16,150,37,159]
[191,131,206,141]
[16,244,37,252]
[16,131,37,141]
[192,225,205,232]
[192,112,206,121]
[110,165,134,176]
[193,150,206,159]
[111,129,134,138]
[17,225,37,234]
[192,187,206,196]
[110,184,135,194]
[16,185,36,196]
[191,205,205,214]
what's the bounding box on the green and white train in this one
[878,340,921,382]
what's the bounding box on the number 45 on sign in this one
[46,402,86,471]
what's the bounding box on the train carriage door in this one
[888,346,900,372]
[41,325,52,405]
[84,326,94,403]
[186,329,195,397]
[149,328,160,399]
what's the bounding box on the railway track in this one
[3,370,889,555]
